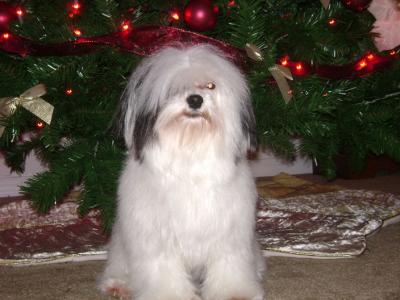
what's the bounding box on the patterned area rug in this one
[1,173,400,265]
[0,192,107,266]
[256,174,400,258]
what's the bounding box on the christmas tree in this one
[0,0,399,229]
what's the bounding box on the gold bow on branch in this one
[245,43,294,103]
[268,64,294,103]
[0,84,54,137]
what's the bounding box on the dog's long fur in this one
[100,45,265,300]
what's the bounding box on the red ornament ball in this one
[340,0,372,12]
[184,0,217,32]
[0,2,13,29]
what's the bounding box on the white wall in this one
[249,150,313,178]
[0,151,312,198]
[0,152,47,198]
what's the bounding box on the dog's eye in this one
[206,82,216,90]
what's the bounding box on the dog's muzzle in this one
[186,94,203,110]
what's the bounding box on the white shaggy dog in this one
[99,45,265,300]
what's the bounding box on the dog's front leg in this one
[201,252,265,300]
[128,254,200,300]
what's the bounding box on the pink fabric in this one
[369,0,400,50]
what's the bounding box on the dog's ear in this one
[111,87,130,144]
[241,100,258,156]
[112,87,158,161]
[132,110,158,161]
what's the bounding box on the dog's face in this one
[117,45,257,161]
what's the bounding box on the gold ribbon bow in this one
[245,43,294,103]
[268,64,293,103]
[0,84,54,137]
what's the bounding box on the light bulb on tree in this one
[280,56,289,66]
[68,0,82,17]
[120,21,132,32]
[73,28,82,37]
[328,18,337,26]
[15,7,24,17]
[356,59,368,70]
[169,8,181,22]
[35,121,45,129]
[65,88,73,95]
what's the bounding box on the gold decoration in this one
[244,43,294,103]
[320,0,330,9]
[0,84,54,137]
[245,43,264,61]
[268,64,294,103]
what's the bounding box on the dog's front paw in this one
[229,295,265,300]
[204,286,265,300]
[138,293,201,300]
[99,278,132,299]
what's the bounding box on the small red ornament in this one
[184,0,217,32]
[340,0,372,12]
[213,5,219,14]
[65,88,73,95]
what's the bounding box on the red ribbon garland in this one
[0,25,247,67]
[286,51,399,79]
[0,25,399,80]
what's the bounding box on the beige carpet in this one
[1,174,399,300]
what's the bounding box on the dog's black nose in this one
[186,94,203,110]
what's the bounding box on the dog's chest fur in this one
[118,147,255,266]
